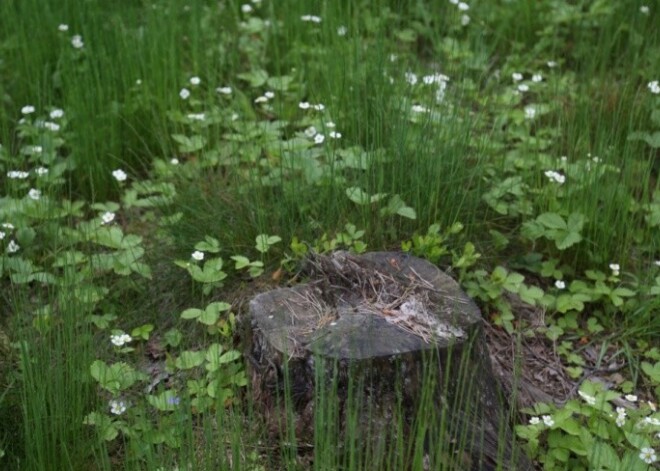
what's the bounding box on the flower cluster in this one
[529,415,555,427]
[254,91,275,104]
[544,170,566,184]
[649,81,660,94]
[299,101,325,111]
[609,263,620,276]
[109,399,127,415]
[301,14,321,23]
[110,333,132,346]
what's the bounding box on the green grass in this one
[1,0,660,469]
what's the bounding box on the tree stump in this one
[245,251,532,470]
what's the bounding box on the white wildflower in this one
[329,131,342,139]
[314,133,325,144]
[58,24,69,32]
[532,74,543,82]
[301,14,321,23]
[337,26,347,36]
[264,91,275,99]
[542,415,554,427]
[299,101,311,110]
[71,35,84,49]
[192,250,204,261]
[254,96,268,104]
[457,2,469,11]
[110,333,132,346]
[529,416,540,425]
[512,72,523,82]
[21,105,35,115]
[313,103,325,111]
[304,126,317,138]
[643,417,660,426]
[555,280,565,290]
[524,106,536,119]
[544,170,565,184]
[101,212,116,224]
[112,169,127,182]
[189,76,201,85]
[0,232,4,240]
[170,158,180,165]
[411,104,429,113]
[187,113,206,121]
[609,263,620,276]
[216,86,232,95]
[43,121,60,131]
[326,121,336,128]
[241,4,253,13]
[461,14,470,26]
[109,399,127,415]
[547,61,557,68]
[1,223,15,230]
[625,394,638,402]
[7,240,20,253]
[640,6,650,14]
[7,170,29,179]
[405,72,418,85]
[649,81,660,94]
[50,109,64,119]
[578,391,596,406]
[28,188,41,200]
[518,84,529,92]
[640,447,657,464]
[179,88,190,100]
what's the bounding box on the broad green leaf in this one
[590,442,620,469]
[566,212,585,232]
[164,328,183,347]
[396,206,417,219]
[195,236,220,253]
[266,75,293,91]
[624,431,650,450]
[237,69,268,87]
[537,212,566,230]
[131,324,153,340]
[147,390,181,411]
[171,134,206,153]
[52,251,87,267]
[198,309,219,325]
[230,255,251,269]
[90,360,143,394]
[218,350,241,364]
[555,230,582,250]
[255,234,281,253]
[205,343,224,372]
[16,227,36,246]
[175,351,205,370]
[518,285,544,305]
[180,308,203,320]
[88,313,117,329]
[641,361,660,382]
[345,187,387,205]
[83,412,119,441]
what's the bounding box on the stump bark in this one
[245,251,532,470]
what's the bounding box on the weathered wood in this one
[245,251,532,470]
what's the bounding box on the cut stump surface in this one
[246,251,532,470]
